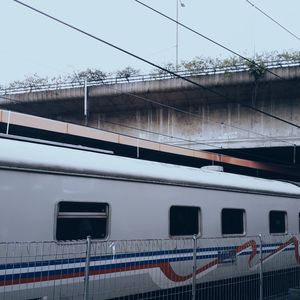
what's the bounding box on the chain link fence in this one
[0,234,300,299]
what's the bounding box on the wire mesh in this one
[258,234,300,300]
[0,235,299,299]
[0,241,87,300]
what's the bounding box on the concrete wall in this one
[60,93,300,150]
[4,66,300,150]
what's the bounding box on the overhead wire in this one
[134,0,283,79]
[99,118,290,165]
[14,69,288,164]
[105,84,295,147]
[32,65,292,164]
[13,0,300,130]
[50,70,295,163]
[0,81,293,164]
[10,0,300,166]
[133,0,300,129]
[245,0,300,42]
[3,92,286,164]
[0,82,295,164]
[104,84,294,146]
[101,119,219,149]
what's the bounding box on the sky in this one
[1,0,300,86]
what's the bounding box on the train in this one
[0,135,300,299]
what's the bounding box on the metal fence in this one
[1,59,300,96]
[1,234,300,299]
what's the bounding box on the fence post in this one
[192,234,197,300]
[84,79,88,126]
[258,234,263,300]
[84,236,92,300]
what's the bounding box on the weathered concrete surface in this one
[1,66,300,150]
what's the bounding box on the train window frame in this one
[169,205,201,238]
[55,201,110,241]
[221,208,246,236]
[269,210,287,235]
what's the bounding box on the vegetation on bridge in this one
[1,50,300,90]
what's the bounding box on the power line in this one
[11,0,297,148]
[107,118,293,165]
[105,84,295,147]
[0,82,295,163]
[133,0,283,80]
[44,77,289,164]
[4,89,287,164]
[133,0,300,130]
[98,119,290,165]
[245,0,300,42]
[102,119,219,149]
[1,73,296,148]
[1,82,293,164]
[13,0,300,130]
[42,71,295,161]
[35,74,293,163]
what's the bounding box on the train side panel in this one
[0,168,299,241]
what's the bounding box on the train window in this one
[269,211,286,234]
[222,208,245,235]
[170,206,200,236]
[56,202,108,240]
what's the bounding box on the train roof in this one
[0,136,299,198]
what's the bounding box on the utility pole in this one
[176,0,185,72]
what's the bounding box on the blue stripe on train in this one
[0,246,294,284]
[0,246,230,270]
[0,242,285,271]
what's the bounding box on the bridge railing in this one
[1,59,300,96]
[0,234,299,299]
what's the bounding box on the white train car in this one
[0,136,299,299]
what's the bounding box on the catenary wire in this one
[133,0,300,129]
[10,0,300,171]
[2,82,291,148]
[0,81,293,164]
[105,84,295,146]
[0,76,295,163]
[99,118,290,165]
[1,96,286,165]
[46,66,295,164]
[13,0,300,130]
[133,0,283,79]
[26,71,291,164]
[101,119,219,149]
[245,0,300,42]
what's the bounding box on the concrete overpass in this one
[0,64,299,170]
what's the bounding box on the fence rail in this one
[0,234,299,299]
[1,59,300,96]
